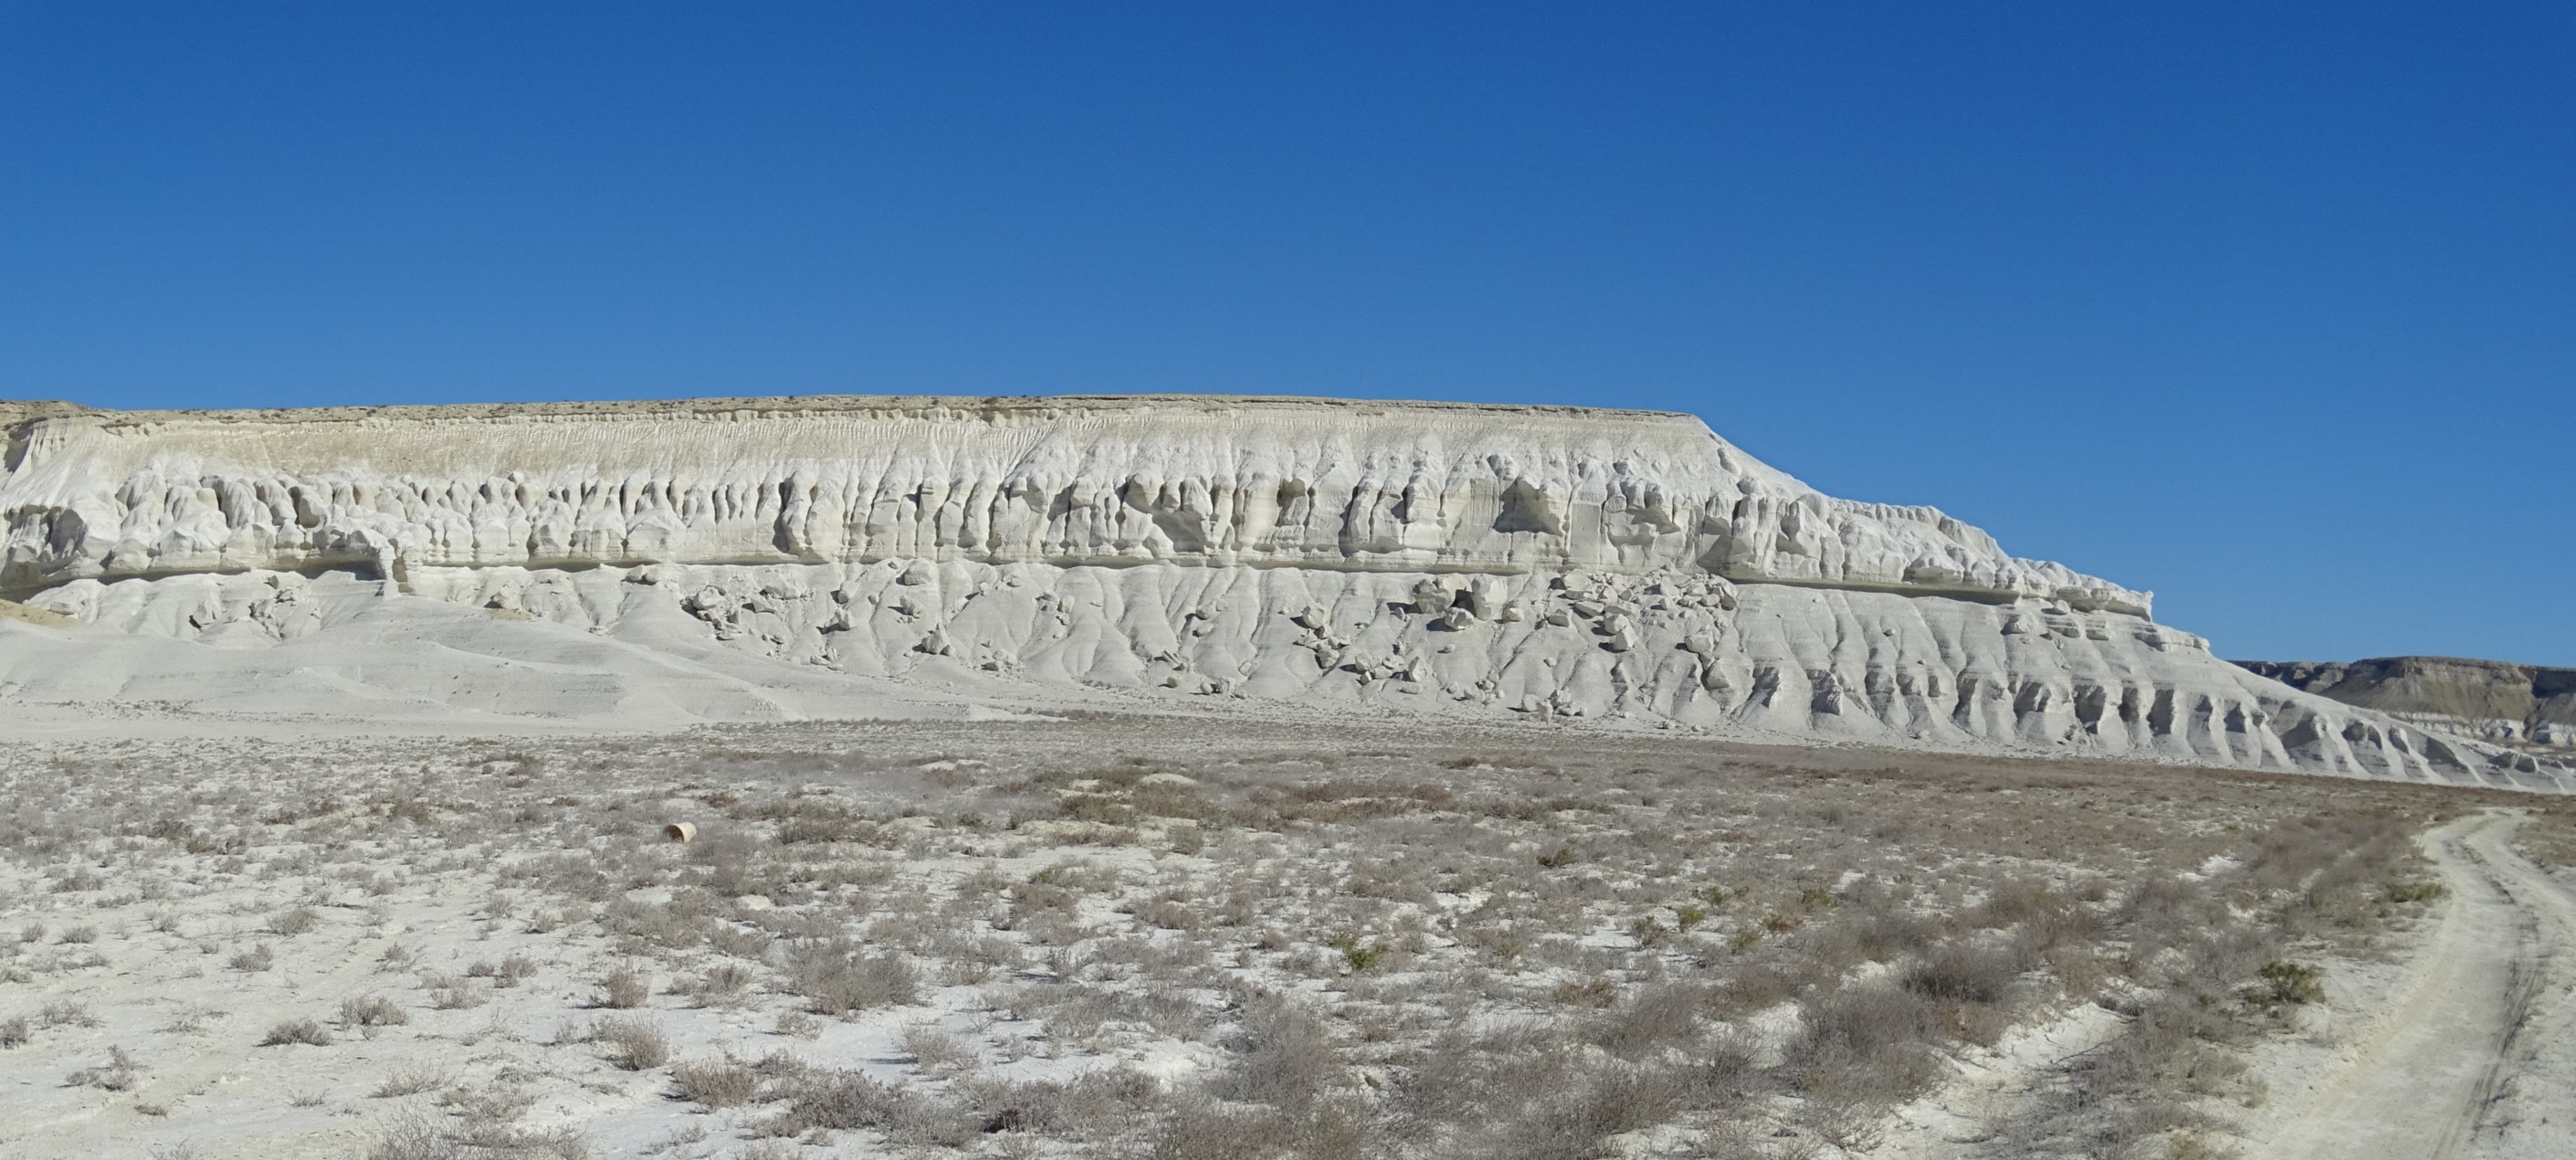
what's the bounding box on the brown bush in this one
[590,1015,669,1070]
[1900,942,2022,1007]
[261,1018,332,1047]
[339,994,408,1031]
[670,1057,759,1107]
[784,939,920,1015]
[764,1069,974,1145]
[596,965,650,1009]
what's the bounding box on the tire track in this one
[2455,812,2576,1155]
[2261,811,2575,1160]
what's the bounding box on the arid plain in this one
[9,708,2576,1160]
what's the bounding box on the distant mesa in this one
[2235,657,2576,754]
[4,393,2567,791]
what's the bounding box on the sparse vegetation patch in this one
[0,716,2491,1157]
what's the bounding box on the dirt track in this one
[2260,811,2576,1160]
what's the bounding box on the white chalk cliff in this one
[5,395,2564,789]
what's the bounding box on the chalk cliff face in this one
[5,395,2565,790]
[1,395,2147,611]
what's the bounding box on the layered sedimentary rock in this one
[2237,657,2576,751]
[5,395,2566,789]
[0,396,2148,609]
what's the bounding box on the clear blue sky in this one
[4,4,2568,665]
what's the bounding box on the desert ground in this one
[6,707,2575,1160]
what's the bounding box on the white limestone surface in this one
[5,395,2565,789]
[0,395,2147,610]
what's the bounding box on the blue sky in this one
[4,4,2568,665]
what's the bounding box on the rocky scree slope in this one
[4,395,2563,788]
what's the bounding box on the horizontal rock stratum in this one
[2236,656,2576,752]
[4,394,2565,789]
[1,395,2147,609]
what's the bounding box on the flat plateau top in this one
[2244,656,2575,680]
[2,394,1702,428]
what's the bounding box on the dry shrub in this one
[40,999,99,1028]
[957,1067,1162,1137]
[373,1064,448,1098]
[2253,961,2325,1007]
[748,793,879,841]
[899,1022,975,1072]
[442,1080,539,1134]
[1403,1024,1698,1160]
[1551,976,1620,1009]
[66,1045,142,1091]
[764,1069,974,1145]
[598,900,716,951]
[689,827,781,896]
[1130,898,1201,931]
[1146,1095,1271,1160]
[2383,880,2445,903]
[709,923,775,961]
[368,1110,464,1160]
[262,1018,332,1047]
[1509,1062,1693,1158]
[467,954,539,988]
[596,965,651,1009]
[456,1120,589,1158]
[686,961,756,1004]
[1900,942,2022,1007]
[341,994,409,1031]
[1787,984,1940,1094]
[669,1057,760,1107]
[1588,982,1711,1060]
[1395,1024,1554,1123]
[590,1015,669,1070]
[784,939,919,1015]
[1820,902,1934,965]
[1212,998,1343,1111]
[1148,1092,1378,1160]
